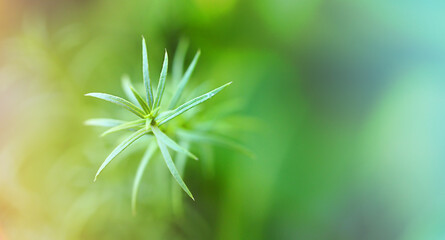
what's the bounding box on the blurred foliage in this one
[1,0,445,239]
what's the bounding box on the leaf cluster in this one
[85,37,231,212]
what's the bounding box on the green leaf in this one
[145,118,151,131]
[85,93,146,118]
[171,140,189,216]
[130,86,150,113]
[200,143,215,177]
[177,129,255,158]
[142,36,154,107]
[151,125,197,160]
[152,125,194,200]
[153,50,168,109]
[156,110,174,121]
[158,82,232,126]
[84,118,125,127]
[94,128,147,181]
[121,75,139,106]
[172,38,189,84]
[101,119,146,137]
[169,50,201,109]
[132,142,157,215]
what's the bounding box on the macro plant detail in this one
[85,37,231,212]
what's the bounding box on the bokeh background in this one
[1,0,445,239]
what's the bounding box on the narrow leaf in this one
[121,75,139,106]
[132,142,157,215]
[142,37,154,107]
[152,125,194,200]
[156,110,174,121]
[172,38,189,84]
[169,50,201,109]
[171,140,189,216]
[101,119,146,137]
[153,50,168,109]
[94,128,147,181]
[84,118,125,127]
[200,143,215,177]
[177,129,255,158]
[85,93,146,118]
[130,86,150,113]
[151,125,197,160]
[158,82,232,126]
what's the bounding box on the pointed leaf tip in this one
[142,36,154,107]
[153,126,195,200]
[85,93,146,118]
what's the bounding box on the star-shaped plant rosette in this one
[85,37,231,211]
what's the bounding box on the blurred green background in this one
[1,0,445,239]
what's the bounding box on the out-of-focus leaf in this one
[132,142,157,215]
[152,125,194,200]
[84,118,125,127]
[197,115,262,133]
[153,50,168,109]
[101,119,146,137]
[121,75,139,106]
[158,82,232,126]
[152,125,197,160]
[94,128,147,181]
[85,93,146,118]
[172,38,189,84]
[177,129,254,158]
[156,110,174,121]
[169,50,201,108]
[200,143,215,178]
